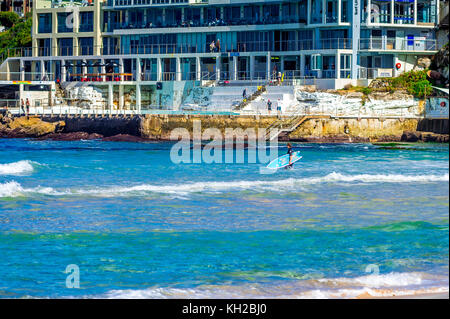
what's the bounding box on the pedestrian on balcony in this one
[216,39,221,52]
[210,41,216,53]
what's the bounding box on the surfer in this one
[286,143,293,169]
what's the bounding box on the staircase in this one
[234,86,266,111]
[265,115,311,141]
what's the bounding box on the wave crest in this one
[96,272,448,299]
[0,160,36,176]
[1,172,448,198]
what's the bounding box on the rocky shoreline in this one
[1,114,448,143]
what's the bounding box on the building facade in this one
[0,0,442,111]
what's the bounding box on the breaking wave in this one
[96,272,448,299]
[1,172,448,198]
[0,160,37,176]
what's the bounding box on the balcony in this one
[37,0,95,9]
[359,38,437,52]
[3,38,354,61]
[104,15,305,33]
[106,0,206,6]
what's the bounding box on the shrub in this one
[360,87,372,95]
[410,80,433,98]
[379,70,432,98]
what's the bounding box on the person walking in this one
[242,88,247,100]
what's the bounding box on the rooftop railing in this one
[37,0,95,9]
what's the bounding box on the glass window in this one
[57,12,73,33]
[38,13,52,33]
[79,37,94,55]
[58,38,73,56]
[79,12,93,32]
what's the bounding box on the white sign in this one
[378,68,393,77]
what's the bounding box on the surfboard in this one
[266,151,302,169]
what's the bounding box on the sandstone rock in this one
[345,91,364,99]
[102,134,149,142]
[401,131,421,142]
[6,116,65,137]
[37,132,104,141]
[414,57,432,70]
[369,78,390,89]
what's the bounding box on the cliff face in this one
[0,114,446,143]
[139,115,278,140]
[139,115,423,142]
[289,118,419,142]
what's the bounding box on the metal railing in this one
[359,38,437,51]
[0,72,56,82]
[358,67,394,80]
[3,38,356,60]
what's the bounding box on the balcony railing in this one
[103,15,306,33]
[359,38,437,51]
[0,72,56,82]
[359,67,394,80]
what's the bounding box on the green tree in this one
[0,12,20,29]
[0,14,32,61]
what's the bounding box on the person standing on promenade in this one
[21,99,25,116]
[26,98,30,116]
[277,99,282,117]
[242,88,247,100]
[267,99,272,115]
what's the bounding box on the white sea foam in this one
[0,160,36,175]
[0,172,448,198]
[96,272,448,299]
[0,181,59,198]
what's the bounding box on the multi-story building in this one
[0,0,442,112]
[0,0,32,16]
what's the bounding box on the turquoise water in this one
[0,139,448,298]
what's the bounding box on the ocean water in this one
[0,139,448,298]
